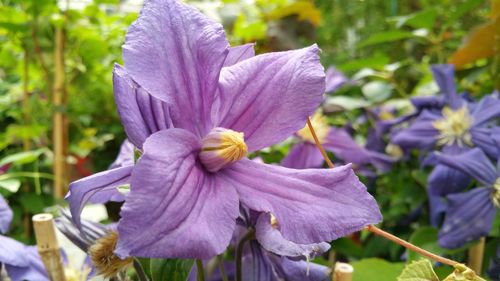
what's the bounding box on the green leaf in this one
[443,264,486,281]
[325,96,371,111]
[407,227,447,263]
[352,258,405,281]
[362,81,393,102]
[0,179,21,193]
[357,31,418,48]
[0,149,45,167]
[448,0,484,24]
[150,259,194,281]
[397,259,439,281]
[19,193,46,214]
[393,9,438,30]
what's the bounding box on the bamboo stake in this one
[333,262,353,281]
[467,237,485,275]
[32,214,66,281]
[53,25,66,199]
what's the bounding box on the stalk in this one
[467,237,485,275]
[235,228,255,281]
[196,259,205,281]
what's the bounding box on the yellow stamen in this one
[432,106,473,147]
[492,178,500,208]
[200,128,248,172]
[89,232,133,278]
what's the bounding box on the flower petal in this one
[281,142,324,169]
[242,242,277,281]
[115,129,239,259]
[5,246,49,281]
[428,164,471,196]
[0,235,29,267]
[391,110,440,150]
[221,160,382,244]
[430,64,462,109]
[113,64,172,148]
[434,148,496,186]
[0,194,13,234]
[223,43,255,66]
[109,139,135,169]
[323,128,395,170]
[271,256,331,281]
[255,213,329,258]
[123,0,229,137]
[66,166,131,229]
[471,126,500,159]
[471,93,500,127]
[438,187,497,249]
[214,45,325,152]
[325,66,348,93]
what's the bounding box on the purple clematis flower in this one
[282,112,395,173]
[434,148,500,248]
[325,66,348,94]
[0,195,49,281]
[67,0,383,260]
[391,64,500,198]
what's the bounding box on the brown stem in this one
[306,118,334,168]
[467,237,485,274]
[306,117,459,267]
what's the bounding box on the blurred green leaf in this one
[331,237,363,258]
[397,259,439,281]
[0,149,45,167]
[19,193,45,214]
[352,258,405,281]
[407,227,447,263]
[357,31,418,48]
[362,81,393,102]
[325,96,371,111]
[150,258,194,281]
[0,179,21,193]
[393,9,437,30]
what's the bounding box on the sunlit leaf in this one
[0,149,45,167]
[397,259,439,281]
[443,264,486,281]
[0,179,21,193]
[357,31,419,48]
[352,258,405,281]
[362,81,393,103]
[267,1,321,26]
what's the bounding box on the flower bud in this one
[200,127,248,172]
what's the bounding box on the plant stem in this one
[133,259,149,281]
[306,118,335,168]
[217,255,229,281]
[196,259,205,281]
[236,228,255,281]
[306,117,459,267]
[366,225,457,266]
[467,237,485,274]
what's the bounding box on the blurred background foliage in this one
[0,0,498,279]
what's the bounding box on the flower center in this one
[493,178,500,208]
[89,232,132,278]
[200,127,248,172]
[432,106,473,147]
[297,112,330,144]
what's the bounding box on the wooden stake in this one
[333,262,353,281]
[467,237,485,275]
[53,25,66,199]
[32,213,66,281]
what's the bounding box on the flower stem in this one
[217,255,229,281]
[306,118,335,168]
[133,259,149,281]
[196,259,205,281]
[236,228,256,281]
[306,117,459,267]
[366,225,457,266]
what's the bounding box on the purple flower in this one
[68,0,384,260]
[325,66,348,93]
[434,148,499,248]
[391,64,500,198]
[0,197,49,281]
[282,112,395,173]
[0,195,13,234]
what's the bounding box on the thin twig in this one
[306,118,335,168]
[306,117,459,267]
[236,228,255,281]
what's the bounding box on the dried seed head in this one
[88,231,132,278]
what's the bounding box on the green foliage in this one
[150,258,194,281]
[351,258,406,281]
